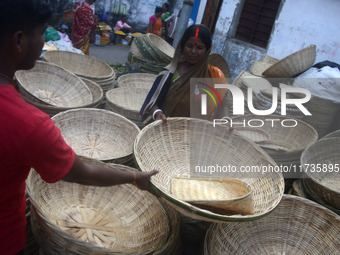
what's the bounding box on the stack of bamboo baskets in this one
[128,34,174,74]
[15,61,104,117]
[42,51,116,93]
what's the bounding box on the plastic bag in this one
[44,28,61,42]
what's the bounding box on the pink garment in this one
[149,15,157,24]
[114,20,131,32]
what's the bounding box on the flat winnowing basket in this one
[26,162,176,255]
[42,51,114,79]
[19,78,103,117]
[171,177,254,215]
[117,73,157,89]
[15,61,93,107]
[134,118,284,223]
[232,115,318,173]
[262,45,316,78]
[105,87,148,121]
[301,138,340,209]
[204,195,340,255]
[52,108,140,163]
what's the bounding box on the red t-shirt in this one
[0,85,75,254]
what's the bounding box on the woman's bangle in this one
[130,171,138,188]
[152,109,163,120]
[222,116,231,122]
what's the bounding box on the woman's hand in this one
[151,107,167,124]
[154,111,167,124]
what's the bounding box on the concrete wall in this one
[268,0,340,63]
[212,0,340,81]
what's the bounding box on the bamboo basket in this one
[254,92,306,119]
[262,45,316,78]
[301,138,340,209]
[261,54,279,64]
[302,94,339,138]
[171,177,254,215]
[128,35,170,74]
[321,129,340,140]
[42,51,114,79]
[226,71,258,115]
[204,195,340,255]
[19,78,104,117]
[134,118,284,223]
[293,179,340,215]
[52,108,140,164]
[232,115,318,180]
[26,161,180,255]
[146,33,175,62]
[250,60,273,77]
[117,73,157,89]
[233,127,271,143]
[15,61,93,107]
[105,87,149,122]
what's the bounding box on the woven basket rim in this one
[117,73,157,85]
[232,114,318,152]
[234,126,271,142]
[321,129,340,140]
[204,194,340,254]
[146,33,175,59]
[20,77,103,110]
[105,87,148,117]
[26,159,176,254]
[15,60,93,107]
[301,137,340,195]
[52,108,140,161]
[262,44,316,78]
[42,50,114,79]
[134,117,284,222]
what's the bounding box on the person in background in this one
[164,10,178,44]
[72,0,96,55]
[147,6,163,37]
[140,25,230,123]
[60,4,74,37]
[0,1,158,254]
[90,14,98,44]
[100,11,110,23]
[114,15,132,34]
[161,3,171,39]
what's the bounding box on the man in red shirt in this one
[0,1,158,254]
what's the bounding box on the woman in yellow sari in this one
[140,25,230,123]
[147,6,163,37]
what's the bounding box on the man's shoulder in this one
[0,87,50,131]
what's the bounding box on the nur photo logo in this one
[200,84,312,116]
[195,81,223,115]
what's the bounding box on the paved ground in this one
[89,43,130,66]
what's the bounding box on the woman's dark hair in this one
[180,25,212,52]
[163,3,170,11]
[0,0,52,46]
[155,6,164,14]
